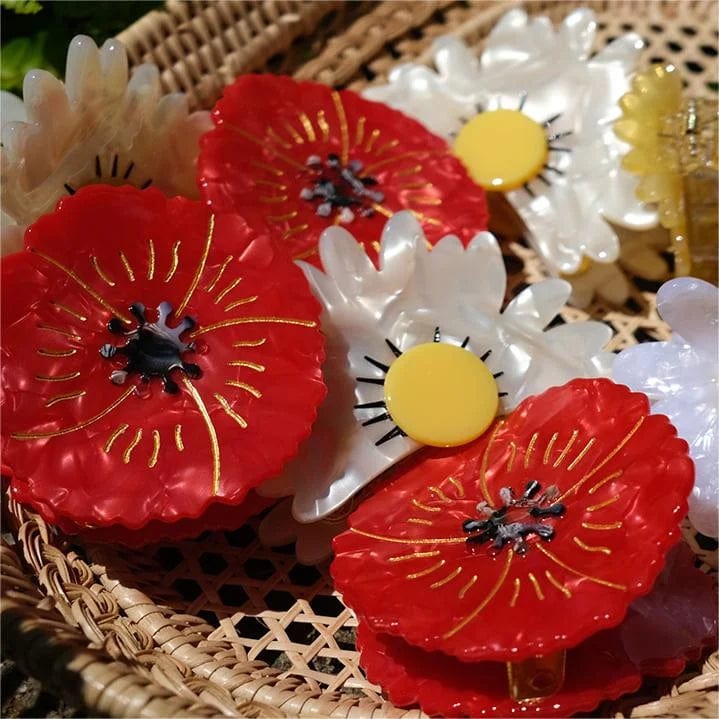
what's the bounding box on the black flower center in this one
[100,301,201,394]
[299,153,384,223]
[462,480,565,554]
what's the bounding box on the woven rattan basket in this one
[2,2,718,717]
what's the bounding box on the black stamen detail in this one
[375,425,406,447]
[385,338,403,357]
[480,349,492,362]
[364,355,390,373]
[64,183,76,195]
[518,91,527,111]
[433,326,441,343]
[544,164,564,176]
[537,173,551,186]
[498,391,509,397]
[547,130,573,141]
[530,503,566,518]
[111,154,119,178]
[95,155,102,178]
[543,113,562,127]
[461,336,470,348]
[357,377,385,385]
[548,146,572,153]
[493,371,504,379]
[362,413,390,427]
[140,179,153,189]
[475,103,484,114]
[354,400,386,409]
[523,182,536,198]
[523,480,541,500]
[123,161,135,180]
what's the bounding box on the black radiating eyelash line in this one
[64,154,153,195]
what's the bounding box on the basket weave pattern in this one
[2,1,718,717]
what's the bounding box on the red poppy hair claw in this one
[332,378,712,715]
[1,185,326,538]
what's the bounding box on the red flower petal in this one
[2,185,325,530]
[332,379,693,662]
[355,542,716,717]
[198,75,488,267]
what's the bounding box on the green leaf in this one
[0,32,56,92]
[0,0,43,15]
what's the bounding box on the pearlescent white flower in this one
[613,278,718,538]
[364,8,658,281]
[258,211,614,558]
[1,35,211,255]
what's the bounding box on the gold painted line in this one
[582,521,623,530]
[371,240,381,254]
[364,128,380,153]
[536,545,626,591]
[509,577,521,608]
[407,196,442,206]
[176,214,215,316]
[430,566,463,589]
[446,476,464,498]
[12,386,136,440]
[45,390,86,407]
[37,348,77,357]
[428,485,451,503]
[397,181,432,190]
[232,338,266,348]
[528,572,545,600]
[587,495,621,512]
[350,528,465,546]
[164,240,181,283]
[214,392,248,429]
[267,126,292,149]
[148,429,161,468]
[553,429,579,468]
[371,202,393,218]
[388,550,441,563]
[407,517,434,526]
[259,195,289,204]
[191,316,317,337]
[524,431,539,469]
[214,277,242,304]
[35,371,81,382]
[443,550,514,638]
[316,110,330,142]
[375,139,400,157]
[365,151,431,175]
[183,378,221,495]
[298,112,316,142]
[331,91,350,165]
[543,432,559,465]
[123,428,143,464]
[90,255,115,286]
[407,560,445,580]
[355,116,366,146]
[174,424,184,452]
[224,296,258,314]
[32,249,131,323]
[545,570,571,598]
[394,163,423,176]
[267,212,299,222]
[506,441,517,471]
[104,423,130,453]
[225,380,262,399]
[282,224,310,239]
[147,238,155,280]
[250,160,284,177]
[51,302,88,322]
[567,437,596,471]
[119,251,135,282]
[205,254,233,294]
[228,360,265,372]
[38,324,81,340]
[409,209,442,227]
[573,537,611,555]
[283,121,304,145]
[458,574,478,600]
[411,498,441,513]
[254,179,288,190]
[479,421,504,504]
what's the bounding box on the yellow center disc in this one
[383,342,499,447]
[453,109,548,192]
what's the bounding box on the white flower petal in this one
[0,90,26,124]
[559,8,596,61]
[502,278,570,330]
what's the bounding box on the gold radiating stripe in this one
[254,179,287,190]
[407,560,445,580]
[567,437,596,471]
[250,160,284,177]
[174,424,184,452]
[528,572,545,600]
[214,393,248,429]
[183,378,220,495]
[232,338,266,348]
[536,544,626,591]
[146,238,155,280]
[225,380,262,398]
[447,476,464,497]
[509,577,521,608]
[430,566,462,589]
[176,214,215,316]
[104,423,130,453]
[331,90,349,165]
[506,441,517,471]
[364,128,380,153]
[316,110,330,142]
[553,429,579,468]
[479,421,504,504]
[123,428,143,464]
[411,498,440,513]
[444,551,514,638]
[90,255,115,286]
[228,360,265,372]
[350,528,465,545]
[409,209,442,227]
[164,241,181,282]
[283,121,304,144]
[375,139,400,156]
[205,254,233,294]
[395,164,422,176]
[215,278,242,304]
[407,517,434,526]
[148,429,161,468]
[298,112,316,142]
[428,485,451,503]
[370,202,393,218]
[355,116,366,146]
[587,495,621,512]
[581,521,623,531]
[524,431,539,469]
[35,371,81,382]
[267,126,292,149]
[38,324,81,340]
[119,251,135,281]
[365,151,429,175]
[388,550,440,563]
[408,196,442,206]
[458,574,478,600]
[588,470,624,495]
[545,570,571,598]
[267,212,299,223]
[573,537,611,555]
[543,432,559,465]
[45,390,86,407]
[52,302,88,321]
[12,386,135,440]
[37,348,77,357]
[226,125,309,171]
[31,249,130,323]
[224,296,258,313]
[259,195,289,204]
[191,316,317,337]
[282,224,310,239]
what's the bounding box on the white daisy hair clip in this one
[258,211,615,561]
[364,7,661,306]
[1,34,211,255]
